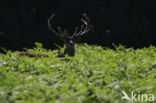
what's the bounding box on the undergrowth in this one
[0,43,156,103]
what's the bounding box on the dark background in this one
[0,0,155,51]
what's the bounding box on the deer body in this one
[48,13,90,57]
[16,52,49,57]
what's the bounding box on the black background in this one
[0,0,155,51]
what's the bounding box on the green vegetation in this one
[0,43,156,103]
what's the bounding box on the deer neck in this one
[64,43,75,56]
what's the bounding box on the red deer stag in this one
[48,13,90,57]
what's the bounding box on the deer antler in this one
[71,13,90,41]
[48,13,90,57]
[47,14,69,41]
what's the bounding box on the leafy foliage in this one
[0,43,156,103]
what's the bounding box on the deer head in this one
[48,13,90,57]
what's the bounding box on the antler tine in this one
[71,25,84,38]
[76,25,89,37]
[73,27,79,36]
[83,13,89,23]
[76,25,85,35]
